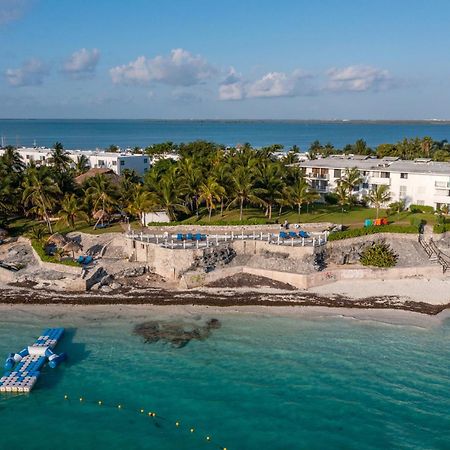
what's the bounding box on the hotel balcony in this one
[306,173,329,180]
[434,194,450,203]
[369,177,391,186]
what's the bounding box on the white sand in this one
[308,278,450,304]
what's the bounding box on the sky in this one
[0,0,450,119]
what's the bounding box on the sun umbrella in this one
[47,233,68,248]
[63,241,83,258]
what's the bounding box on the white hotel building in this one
[0,147,150,176]
[297,154,450,210]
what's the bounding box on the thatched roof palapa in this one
[63,241,83,255]
[47,233,68,247]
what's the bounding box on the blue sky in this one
[0,0,449,119]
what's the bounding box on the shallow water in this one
[0,307,449,449]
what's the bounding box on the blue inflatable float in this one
[1,328,67,393]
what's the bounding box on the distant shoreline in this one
[2,118,450,124]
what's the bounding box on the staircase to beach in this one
[418,234,450,273]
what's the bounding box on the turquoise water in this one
[0,308,449,449]
[2,119,450,149]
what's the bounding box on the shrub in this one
[324,193,339,205]
[409,204,434,214]
[433,223,450,233]
[328,224,418,241]
[360,241,398,268]
[409,217,426,231]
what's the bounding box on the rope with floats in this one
[63,394,227,450]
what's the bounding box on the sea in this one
[2,119,450,150]
[0,307,449,450]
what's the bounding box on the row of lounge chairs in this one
[279,231,310,239]
[176,233,207,242]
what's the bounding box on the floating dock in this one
[1,328,67,393]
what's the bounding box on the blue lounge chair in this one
[176,233,184,241]
[186,233,193,240]
[279,231,288,239]
[201,234,207,241]
[288,231,298,238]
[195,233,202,241]
[364,219,372,227]
[299,231,309,238]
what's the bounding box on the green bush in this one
[31,240,80,267]
[433,223,450,233]
[324,193,339,205]
[360,241,398,268]
[409,204,434,214]
[409,217,426,229]
[328,224,418,241]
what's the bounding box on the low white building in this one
[0,147,150,176]
[297,155,450,210]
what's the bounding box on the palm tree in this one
[288,178,314,216]
[0,146,25,173]
[335,181,351,225]
[22,167,61,233]
[126,185,157,226]
[178,157,202,215]
[228,167,265,221]
[154,175,188,221]
[84,175,117,228]
[58,193,89,229]
[366,184,391,219]
[257,164,283,220]
[48,143,72,173]
[212,164,230,217]
[341,167,362,193]
[198,178,225,220]
[74,155,90,175]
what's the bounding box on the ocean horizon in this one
[2,119,450,150]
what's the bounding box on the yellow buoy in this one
[140,409,145,413]
[98,401,102,405]
[175,421,180,427]
[190,428,195,433]
[152,412,156,417]
[206,436,211,441]
[79,397,83,402]
[64,395,68,400]
[117,404,122,409]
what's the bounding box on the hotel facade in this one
[297,155,450,210]
[0,147,150,176]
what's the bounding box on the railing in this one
[418,234,450,273]
[126,230,329,250]
[434,181,450,189]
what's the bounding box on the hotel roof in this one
[297,155,450,176]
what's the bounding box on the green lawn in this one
[5,207,437,235]
[180,205,437,229]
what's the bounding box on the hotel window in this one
[362,182,369,189]
[399,186,407,198]
[120,160,125,166]
[144,158,148,163]
[381,172,390,178]
[400,173,408,179]
[112,161,117,166]
[98,160,105,166]
[417,200,425,206]
[334,169,341,178]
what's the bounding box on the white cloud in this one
[219,68,313,100]
[63,48,100,77]
[218,67,245,100]
[5,58,49,87]
[326,65,395,92]
[110,48,216,86]
[0,0,32,26]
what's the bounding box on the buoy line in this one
[63,394,228,450]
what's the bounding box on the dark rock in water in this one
[133,317,221,348]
